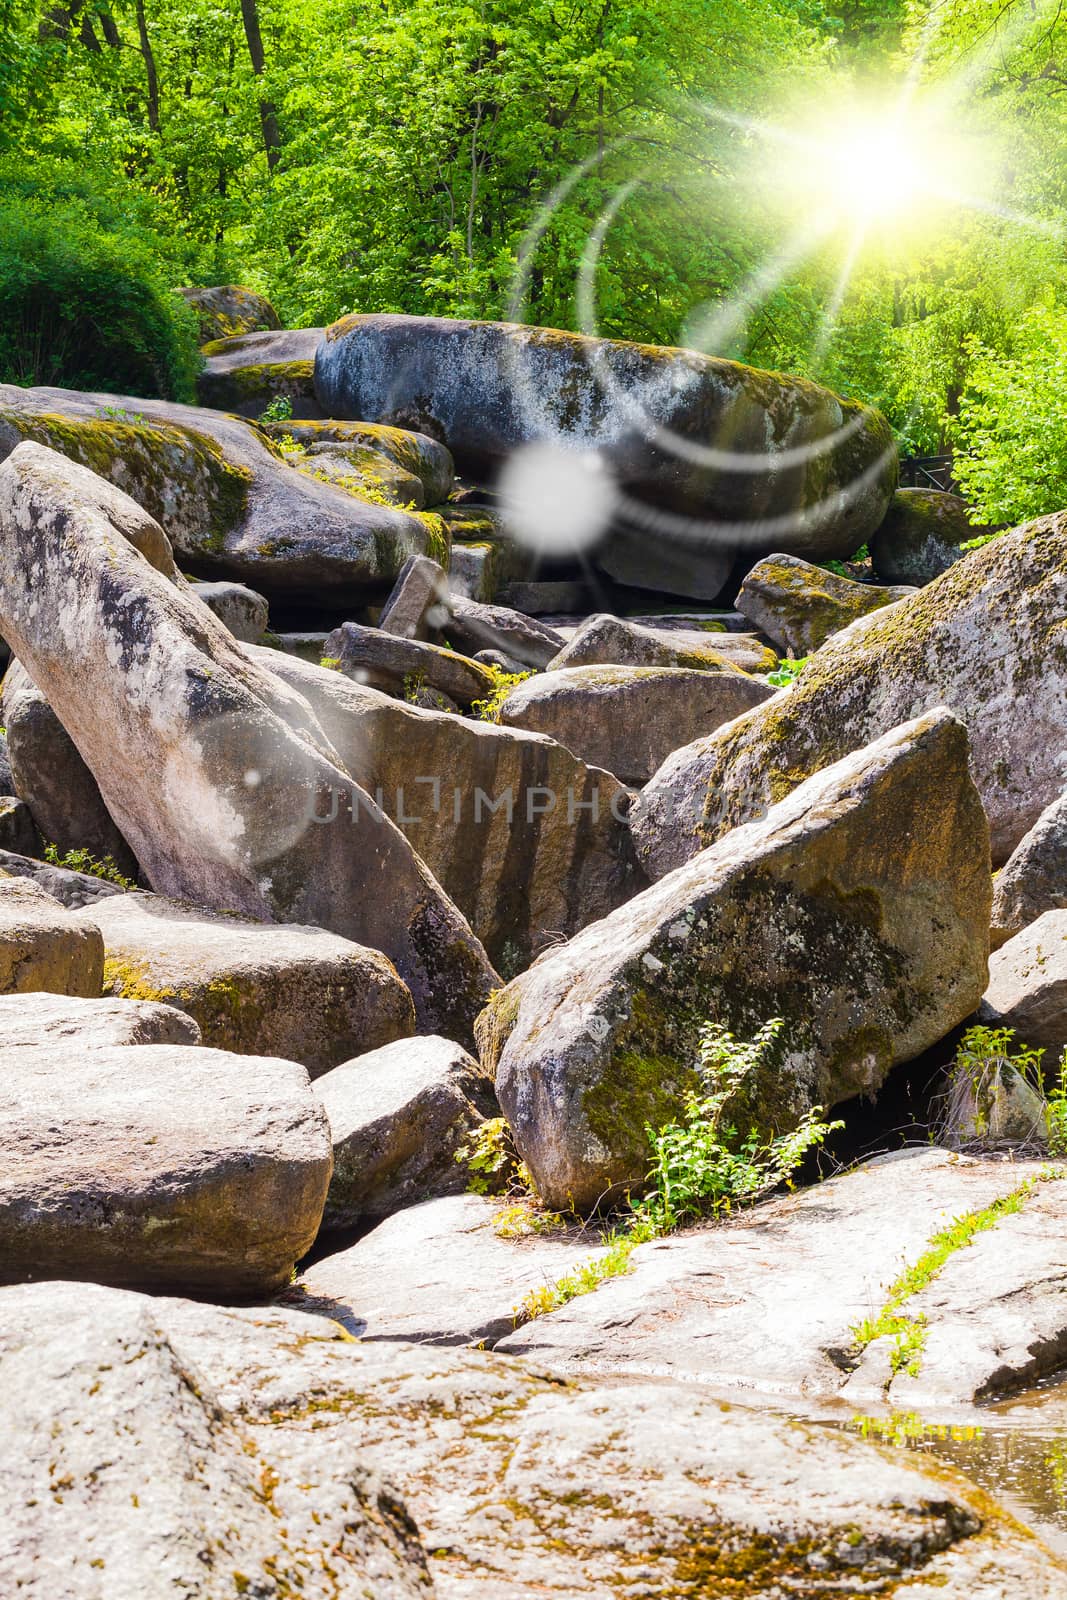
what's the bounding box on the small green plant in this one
[516,1229,639,1322]
[455,1116,535,1198]
[960,532,998,552]
[99,403,146,425]
[1045,1050,1067,1157]
[319,656,341,671]
[43,844,136,889]
[766,656,808,688]
[943,1023,1046,1148]
[402,671,426,703]
[469,664,533,722]
[258,394,293,424]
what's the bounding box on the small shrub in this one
[259,395,293,424]
[1045,1052,1067,1157]
[455,1115,534,1198]
[941,1024,1047,1149]
[766,656,808,688]
[43,844,136,890]
[469,664,533,722]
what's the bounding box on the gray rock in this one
[498,663,773,785]
[0,875,104,997]
[7,1279,1063,1600]
[75,890,415,1076]
[499,1149,1067,1410]
[871,487,980,585]
[442,596,564,669]
[259,417,455,508]
[478,710,990,1210]
[980,910,1067,1057]
[736,552,915,655]
[314,315,898,585]
[0,989,202,1048]
[176,282,281,342]
[0,795,39,857]
[549,610,777,675]
[0,1044,332,1293]
[0,848,127,909]
[378,553,447,639]
[196,327,323,415]
[298,1192,616,1342]
[323,620,496,708]
[0,731,10,794]
[632,512,1067,876]
[3,661,138,876]
[316,1036,490,1229]
[258,648,642,972]
[189,579,269,643]
[0,384,438,606]
[474,646,528,674]
[498,578,593,614]
[0,442,497,1042]
[992,789,1067,946]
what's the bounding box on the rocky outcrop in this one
[196,327,323,415]
[176,283,281,343]
[0,385,441,605]
[632,513,1067,876]
[258,648,642,971]
[76,891,415,1076]
[736,553,914,655]
[549,611,776,674]
[980,910,1067,1056]
[0,442,497,1040]
[871,487,980,585]
[0,875,104,997]
[315,1036,489,1229]
[314,315,898,597]
[498,664,773,785]
[479,711,990,1210]
[992,789,1067,946]
[0,1043,331,1293]
[0,989,202,1048]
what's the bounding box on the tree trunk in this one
[136,0,160,131]
[238,0,282,171]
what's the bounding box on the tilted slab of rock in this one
[176,282,281,343]
[0,848,126,910]
[0,442,497,1041]
[0,384,440,604]
[736,552,914,655]
[499,663,773,785]
[871,487,980,585]
[0,990,202,1048]
[196,327,324,415]
[479,710,990,1210]
[323,619,496,707]
[315,1036,490,1230]
[0,1044,331,1293]
[314,314,897,591]
[632,515,1067,877]
[992,789,1067,946]
[73,891,415,1076]
[0,875,104,997]
[378,553,447,639]
[442,595,565,669]
[4,1280,1063,1600]
[549,610,776,674]
[979,909,1067,1056]
[499,1149,1067,1411]
[189,579,269,643]
[3,661,139,876]
[259,416,455,508]
[258,648,642,970]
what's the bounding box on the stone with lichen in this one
[736,552,914,655]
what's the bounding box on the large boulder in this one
[259,417,455,508]
[980,910,1067,1057]
[0,442,497,1041]
[735,553,914,655]
[75,891,415,1076]
[258,648,642,972]
[871,487,979,585]
[323,620,496,708]
[314,315,898,599]
[549,611,777,675]
[478,711,990,1210]
[2,661,138,876]
[0,385,443,605]
[0,1043,331,1293]
[0,875,104,997]
[196,327,323,415]
[992,789,1067,946]
[176,283,281,343]
[498,664,773,786]
[5,1281,1061,1600]
[632,514,1067,877]
[315,1036,489,1230]
[0,990,201,1048]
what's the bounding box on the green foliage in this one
[43,844,137,890]
[766,655,809,687]
[258,394,293,424]
[943,1023,1046,1148]
[455,1114,535,1198]
[515,1229,639,1322]
[1045,1052,1067,1159]
[469,665,533,723]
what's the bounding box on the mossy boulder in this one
[736,552,915,655]
[549,611,777,675]
[196,328,323,416]
[176,283,281,344]
[632,512,1067,877]
[479,711,990,1210]
[871,488,981,585]
[0,874,104,997]
[76,890,416,1076]
[315,313,898,597]
[259,416,455,506]
[323,619,497,708]
[0,384,437,605]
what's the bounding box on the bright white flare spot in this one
[243,768,262,789]
[499,442,616,555]
[828,122,923,221]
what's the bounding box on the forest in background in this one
[2,0,1067,524]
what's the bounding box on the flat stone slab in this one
[0,991,201,1049]
[0,875,103,997]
